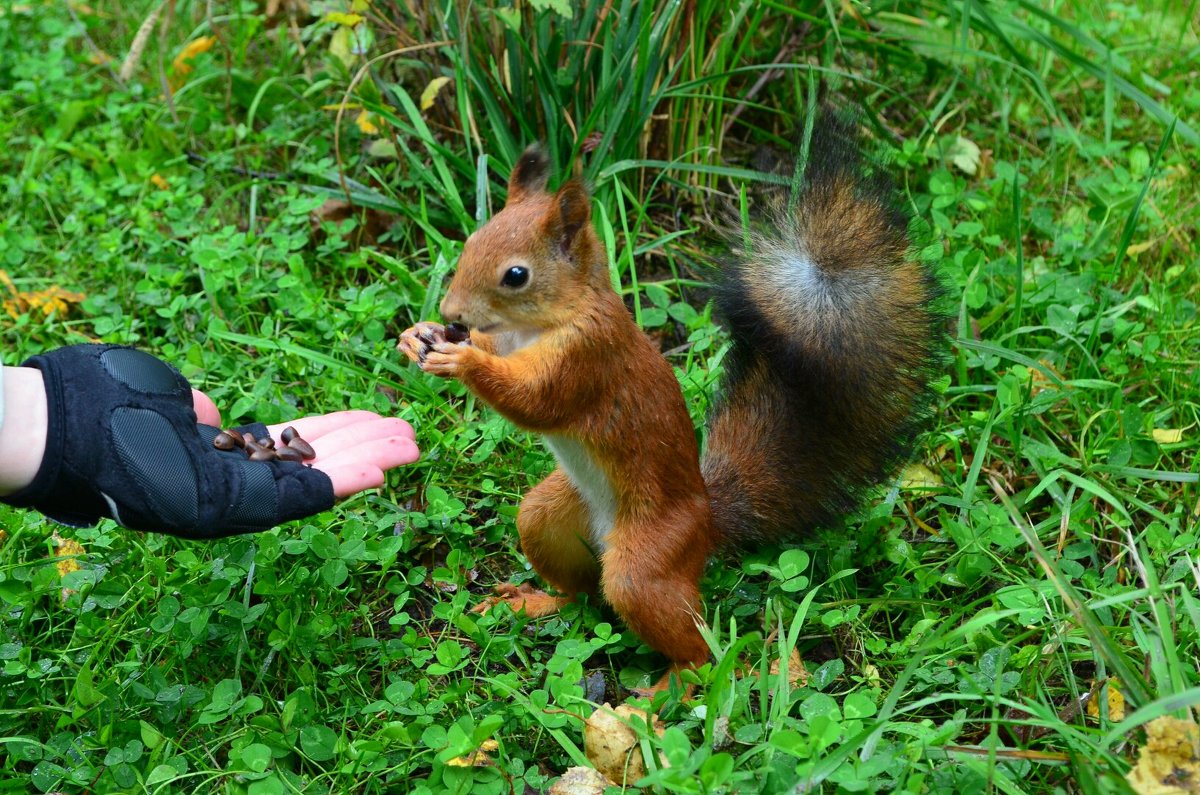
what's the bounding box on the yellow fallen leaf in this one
[420,76,452,111]
[324,11,363,26]
[1152,428,1183,444]
[329,25,355,67]
[367,139,397,159]
[1126,716,1200,795]
[584,704,667,786]
[1126,239,1156,256]
[901,462,942,489]
[0,271,85,320]
[1086,679,1125,722]
[446,738,498,767]
[355,109,379,135]
[172,36,214,79]
[52,532,85,602]
[150,173,169,190]
[53,533,85,578]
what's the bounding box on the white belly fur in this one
[494,328,542,356]
[542,434,617,553]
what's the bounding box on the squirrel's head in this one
[440,145,603,334]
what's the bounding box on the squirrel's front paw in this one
[420,340,475,378]
[397,322,447,364]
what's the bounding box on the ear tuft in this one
[550,179,592,257]
[506,144,550,205]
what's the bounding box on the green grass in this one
[1,1,1198,792]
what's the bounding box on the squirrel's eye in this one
[500,265,530,289]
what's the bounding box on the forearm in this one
[0,367,48,496]
[468,331,498,355]
[460,353,570,431]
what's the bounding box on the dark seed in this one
[249,449,277,462]
[213,432,236,451]
[445,322,470,344]
[281,426,298,445]
[225,428,245,448]
[245,439,263,454]
[276,446,304,462]
[287,437,316,460]
[259,437,275,449]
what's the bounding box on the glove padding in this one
[1,344,334,539]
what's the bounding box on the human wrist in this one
[0,367,49,496]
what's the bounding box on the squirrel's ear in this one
[547,179,592,257]
[506,144,550,205]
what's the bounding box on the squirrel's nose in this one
[439,294,462,323]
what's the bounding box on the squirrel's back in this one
[702,110,946,545]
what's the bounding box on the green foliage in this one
[1,0,1198,792]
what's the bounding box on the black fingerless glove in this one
[1,344,334,539]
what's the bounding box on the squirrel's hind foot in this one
[472,582,568,618]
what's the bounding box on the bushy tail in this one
[702,110,947,547]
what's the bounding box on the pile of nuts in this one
[212,426,316,463]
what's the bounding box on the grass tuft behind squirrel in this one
[398,108,948,692]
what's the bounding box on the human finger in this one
[313,435,421,497]
[192,390,221,426]
[296,417,417,461]
[265,411,402,444]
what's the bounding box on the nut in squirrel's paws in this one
[398,322,472,372]
[472,582,565,618]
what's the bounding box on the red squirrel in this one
[397,111,945,692]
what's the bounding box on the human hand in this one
[1,345,419,539]
[191,391,418,498]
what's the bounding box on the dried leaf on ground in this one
[1152,428,1184,444]
[548,766,613,795]
[324,11,363,26]
[420,76,453,111]
[769,648,809,688]
[446,738,498,767]
[1126,716,1200,795]
[355,109,379,135]
[309,199,395,248]
[1086,679,1126,722]
[52,532,85,601]
[584,703,666,785]
[171,36,214,85]
[1,270,85,319]
[901,462,942,489]
[947,135,982,175]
